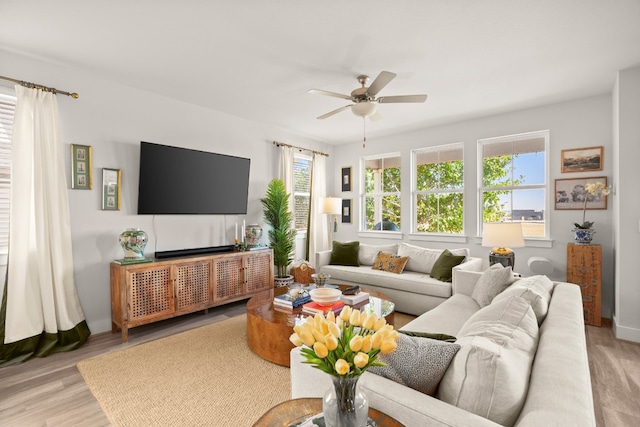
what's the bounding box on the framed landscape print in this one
[555,176,608,210]
[71,144,92,189]
[341,167,352,192]
[102,168,121,210]
[561,146,603,173]
[341,199,352,223]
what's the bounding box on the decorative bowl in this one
[311,273,331,287]
[309,288,342,306]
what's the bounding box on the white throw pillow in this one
[358,243,398,266]
[470,264,514,307]
[493,275,554,325]
[397,243,468,274]
[369,333,461,395]
[438,296,539,426]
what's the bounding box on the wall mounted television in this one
[137,141,250,215]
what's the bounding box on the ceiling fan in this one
[308,71,427,121]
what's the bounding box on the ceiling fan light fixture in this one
[351,102,377,117]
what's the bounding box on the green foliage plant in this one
[261,178,297,278]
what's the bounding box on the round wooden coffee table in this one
[246,284,395,367]
[253,398,403,426]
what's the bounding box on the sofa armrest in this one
[315,250,332,271]
[452,269,483,296]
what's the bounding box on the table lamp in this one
[482,222,525,269]
[320,197,342,247]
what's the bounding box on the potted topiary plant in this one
[261,178,297,287]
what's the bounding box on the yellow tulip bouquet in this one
[289,305,399,378]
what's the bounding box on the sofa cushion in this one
[329,241,360,266]
[397,243,468,274]
[400,294,481,337]
[372,252,409,274]
[430,249,466,282]
[493,275,554,325]
[369,333,461,395]
[470,264,514,307]
[358,243,398,266]
[439,296,539,426]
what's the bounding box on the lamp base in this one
[489,249,515,269]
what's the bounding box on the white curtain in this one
[308,153,328,264]
[1,86,89,366]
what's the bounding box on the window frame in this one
[360,152,402,237]
[411,142,465,236]
[477,130,550,241]
[292,152,312,233]
[0,85,15,266]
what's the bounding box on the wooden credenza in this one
[566,244,602,327]
[110,249,273,342]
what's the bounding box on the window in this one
[362,154,401,231]
[0,86,15,259]
[293,154,311,231]
[412,143,464,234]
[478,131,548,238]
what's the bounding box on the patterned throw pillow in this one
[370,333,461,395]
[371,252,409,274]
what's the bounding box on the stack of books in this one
[302,300,345,316]
[341,291,370,306]
[273,292,311,311]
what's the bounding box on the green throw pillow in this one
[429,249,466,282]
[398,330,457,343]
[329,241,360,266]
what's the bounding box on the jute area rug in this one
[77,314,290,427]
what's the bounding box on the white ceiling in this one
[1,0,639,145]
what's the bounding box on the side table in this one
[566,243,602,326]
[253,398,404,427]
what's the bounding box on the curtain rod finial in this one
[71,93,79,99]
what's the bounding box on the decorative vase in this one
[274,275,294,288]
[245,224,263,247]
[119,228,148,259]
[573,228,595,245]
[323,376,369,427]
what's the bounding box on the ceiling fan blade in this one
[317,104,352,120]
[377,94,428,103]
[366,71,396,97]
[369,110,383,121]
[308,89,351,100]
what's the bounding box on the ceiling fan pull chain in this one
[362,117,367,148]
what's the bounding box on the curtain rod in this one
[272,140,328,157]
[0,75,79,99]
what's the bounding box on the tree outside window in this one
[479,131,548,238]
[363,154,401,231]
[413,143,464,234]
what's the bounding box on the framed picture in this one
[555,176,608,210]
[102,168,121,210]
[71,144,92,189]
[341,166,352,192]
[561,146,603,173]
[341,199,352,223]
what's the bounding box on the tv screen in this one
[137,141,250,214]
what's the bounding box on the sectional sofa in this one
[316,242,484,315]
[290,268,595,426]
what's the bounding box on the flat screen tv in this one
[137,141,250,214]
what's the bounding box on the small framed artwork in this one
[555,176,608,210]
[341,166,352,192]
[561,146,603,173]
[102,168,121,210]
[71,144,92,189]
[341,199,352,223]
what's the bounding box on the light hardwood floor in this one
[0,307,638,427]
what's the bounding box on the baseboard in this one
[612,314,640,343]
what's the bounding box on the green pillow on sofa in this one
[329,241,360,266]
[429,249,466,282]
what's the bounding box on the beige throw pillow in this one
[493,275,554,325]
[470,264,514,307]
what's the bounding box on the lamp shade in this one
[320,197,342,215]
[482,222,525,249]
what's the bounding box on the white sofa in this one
[290,269,595,427]
[316,242,484,315]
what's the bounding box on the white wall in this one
[330,95,616,317]
[613,66,640,342]
[0,49,332,334]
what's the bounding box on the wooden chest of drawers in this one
[566,244,602,326]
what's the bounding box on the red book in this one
[302,300,345,316]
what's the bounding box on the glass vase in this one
[323,376,369,427]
